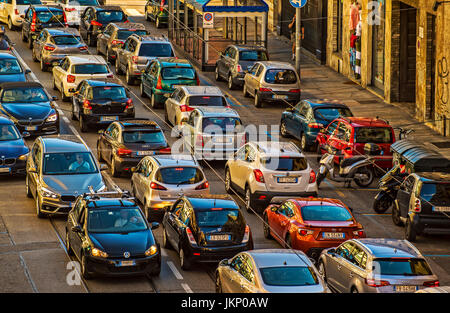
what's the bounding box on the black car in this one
[162,195,253,270]
[21,5,67,49]
[79,6,128,46]
[0,115,29,176]
[394,172,450,241]
[71,79,135,132]
[97,119,171,177]
[65,190,161,279]
[0,82,59,136]
[215,45,269,90]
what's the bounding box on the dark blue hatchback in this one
[0,53,30,83]
[280,99,353,151]
[0,115,29,175]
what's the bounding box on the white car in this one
[52,54,113,101]
[225,141,318,213]
[55,0,99,26]
[0,0,41,30]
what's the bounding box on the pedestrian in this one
[288,14,304,61]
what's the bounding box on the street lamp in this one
[433,1,450,11]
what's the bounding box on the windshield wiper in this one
[177,180,193,187]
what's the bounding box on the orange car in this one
[263,198,365,259]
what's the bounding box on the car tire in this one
[215,273,223,293]
[254,92,262,108]
[8,17,16,31]
[354,166,374,187]
[244,186,255,214]
[26,175,33,198]
[392,204,403,226]
[79,115,88,133]
[224,169,232,194]
[155,17,161,28]
[214,66,222,81]
[126,67,134,85]
[242,83,249,97]
[351,287,359,293]
[300,133,309,151]
[263,214,272,239]
[179,247,192,271]
[151,93,158,109]
[405,218,417,242]
[71,100,77,121]
[318,260,327,282]
[36,196,45,218]
[81,254,93,280]
[40,58,48,72]
[115,58,123,75]
[163,228,172,249]
[21,29,27,42]
[60,84,69,102]
[140,82,147,98]
[65,230,74,256]
[227,74,236,90]
[148,264,161,276]
[32,48,38,62]
[280,120,288,137]
[111,157,120,178]
[96,142,103,162]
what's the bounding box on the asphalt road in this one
[0,13,449,293]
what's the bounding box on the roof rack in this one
[130,34,169,42]
[84,186,135,202]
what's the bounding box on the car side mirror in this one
[100,163,108,171]
[52,96,58,101]
[72,225,83,233]
[150,222,159,230]
[22,131,31,138]
[25,69,31,75]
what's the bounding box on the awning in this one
[182,0,269,13]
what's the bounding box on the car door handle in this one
[349,272,354,278]
[337,265,342,271]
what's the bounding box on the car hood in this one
[1,102,52,120]
[42,173,103,194]
[0,139,28,158]
[0,74,26,83]
[89,230,154,256]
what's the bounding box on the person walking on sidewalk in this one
[288,14,304,61]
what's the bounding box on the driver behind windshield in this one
[0,125,16,140]
[0,60,20,73]
[25,89,46,102]
[114,209,144,228]
[69,153,92,172]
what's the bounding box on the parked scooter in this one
[372,163,408,213]
[316,143,382,188]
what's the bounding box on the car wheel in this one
[163,228,172,249]
[26,175,32,198]
[227,74,235,90]
[354,166,374,187]
[215,273,223,293]
[151,93,158,109]
[53,78,58,91]
[242,83,249,97]
[71,100,77,121]
[316,144,322,162]
[8,17,15,31]
[280,120,288,137]
[351,287,359,293]
[155,17,161,28]
[32,48,38,62]
[111,157,120,178]
[140,82,147,97]
[224,169,232,194]
[126,67,134,85]
[214,66,222,81]
[40,58,48,72]
[87,33,94,47]
[405,218,417,242]
[79,115,88,133]
[36,196,45,218]
[60,84,69,102]
[96,143,103,162]
[392,204,403,226]
[21,29,27,42]
[300,133,309,151]
[263,214,272,239]
[81,254,93,280]
[254,92,262,108]
[115,58,123,75]
[65,230,74,256]
[145,10,150,21]
[244,186,254,214]
[318,260,326,282]
[179,247,192,270]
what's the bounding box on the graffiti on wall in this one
[437,56,449,107]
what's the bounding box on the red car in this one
[263,198,365,259]
[316,117,395,170]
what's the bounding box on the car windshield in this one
[420,182,450,204]
[265,69,297,84]
[161,67,196,80]
[194,208,243,228]
[314,107,353,121]
[73,64,109,74]
[16,0,41,4]
[97,11,125,24]
[354,127,393,144]
[301,205,353,221]
[188,96,227,107]
[122,130,165,144]
[51,35,82,45]
[202,117,242,132]
[69,0,99,5]
[36,10,65,23]
[92,86,127,99]
[87,208,147,233]
[372,258,433,276]
[138,43,173,57]
[0,59,22,75]
[117,29,148,40]
[260,267,319,286]
[1,87,49,103]
[43,152,98,175]
[261,157,308,171]
[239,50,268,61]
[155,166,203,185]
[0,124,21,141]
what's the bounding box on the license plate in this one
[100,116,118,121]
[322,232,345,239]
[136,151,155,156]
[26,126,37,131]
[118,260,135,267]
[433,206,450,212]
[277,177,298,183]
[0,168,10,173]
[272,95,288,100]
[394,285,418,293]
[209,235,230,241]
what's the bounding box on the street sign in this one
[289,0,307,8]
[202,12,214,29]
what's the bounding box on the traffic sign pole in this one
[295,7,301,78]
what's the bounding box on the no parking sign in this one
[203,12,214,28]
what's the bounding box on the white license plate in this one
[118,260,135,267]
[272,95,288,100]
[209,235,231,241]
[394,285,418,293]
[100,116,118,121]
[277,177,298,183]
[322,232,345,239]
[433,206,450,212]
[137,151,155,156]
[0,168,10,173]
[26,126,37,131]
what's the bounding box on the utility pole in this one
[295,7,301,78]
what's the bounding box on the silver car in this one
[130,154,210,221]
[317,238,440,293]
[216,249,327,293]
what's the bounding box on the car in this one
[0,0,42,30]
[52,54,113,101]
[0,52,31,83]
[31,27,88,72]
[55,0,100,26]
[0,115,29,176]
[96,119,171,178]
[317,238,440,293]
[79,5,128,46]
[315,117,395,170]
[0,82,59,136]
[96,22,148,62]
[416,286,450,293]
[181,107,245,161]
[131,154,210,221]
[215,45,269,90]
[115,34,175,85]
[215,249,327,293]
[280,99,353,151]
[71,79,135,132]
[25,135,106,217]
[263,198,365,259]
[394,172,450,241]
[225,141,318,212]
[243,61,301,108]
[65,190,161,279]
[141,58,199,109]
[144,0,168,28]
[162,194,253,270]
[164,86,229,127]
[21,5,67,49]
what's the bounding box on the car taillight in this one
[83,100,91,110]
[180,105,194,112]
[309,170,316,183]
[253,169,265,183]
[111,40,123,45]
[196,134,204,147]
[289,89,301,93]
[156,75,162,89]
[352,230,365,237]
[117,148,132,157]
[236,64,243,72]
[242,225,250,243]
[298,229,314,236]
[150,181,167,190]
[31,12,36,32]
[195,181,209,190]
[365,278,390,287]
[65,8,76,12]
[423,280,440,287]
[308,122,324,129]
[158,147,171,154]
[44,44,55,51]
[91,20,102,26]
[125,98,133,109]
[79,45,88,51]
[67,75,76,83]
[196,75,200,86]
[132,56,139,64]
[63,12,67,27]
[15,9,20,15]
[160,0,165,11]
[259,87,272,92]
[414,199,421,212]
[186,227,197,245]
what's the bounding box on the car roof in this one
[95,5,123,11]
[84,80,123,88]
[0,115,14,125]
[46,28,81,36]
[117,119,160,129]
[196,107,239,117]
[0,82,44,89]
[247,249,310,268]
[258,61,296,70]
[40,135,90,153]
[0,53,18,59]
[252,141,303,157]
[415,172,450,182]
[304,99,349,108]
[66,54,106,64]
[111,22,145,30]
[87,198,137,209]
[186,195,238,210]
[232,45,267,51]
[355,238,422,258]
[32,5,63,11]
[181,86,223,96]
[158,58,193,67]
[151,155,199,167]
[340,117,391,128]
[132,35,169,43]
[292,197,347,208]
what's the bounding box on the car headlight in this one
[46,113,58,123]
[97,184,107,192]
[18,153,29,161]
[91,247,108,258]
[145,245,158,256]
[41,187,59,199]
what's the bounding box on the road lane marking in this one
[167,261,183,280]
[19,253,38,293]
[181,283,193,293]
[124,8,144,16]
[325,180,346,198]
[161,248,168,257]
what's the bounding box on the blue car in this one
[0,115,29,175]
[280,99,353,151]
[0,53,30,83]
[0,82,59,136]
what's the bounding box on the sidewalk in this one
[266,32,450,159]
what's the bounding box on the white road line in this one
[124,8,144,16]
[166,261,183,280]
[160,248,168,257]
[181,283,193,293]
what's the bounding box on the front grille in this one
[0,158,16,166]
[17,119,44,127]
[61,195,76,202]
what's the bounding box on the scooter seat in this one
[340,156,366,168]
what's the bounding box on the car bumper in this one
[252,190,318,208]
[195,148,241,160]
[129,64,147,79]
[16,122,59,136]
[11,16,23,26]
[153,90,172,103]
[186,242,252,263]
[0,161,27,176]
[82,111,135,126]
[231,73,245,86]
[412,214,450,234]
[258,91,301,103]
[40,196,75,215]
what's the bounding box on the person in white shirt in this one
[114,209,140,227]
[69,153,91,173]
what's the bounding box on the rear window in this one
[51,36,82,45]
[265,69,297,84]
[155,167,204,185]
[92,86,127,99]
[161,67,196,80]
[122,130,165,144]
[194,208,243,228]
[300,205,353,221]
[188,96,226,107]
[372,258,433,276]
[420,183,450,203]
[259,267,319,286]
[239,50,268,61]
[36,10,64,23]
[261,157,308,171]
[97,10,125,24]
[16,0,41,4]
[354,127,393,144]
[202,117,242,132]
[314,107,353,121]
[138,43,174,57]
[69,0,99,5]
[72,64,109,74]
[117,29,148,40]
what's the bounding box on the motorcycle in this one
[372,165,407,213]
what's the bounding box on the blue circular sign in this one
[289,0,307,8]
[204,13,213,22]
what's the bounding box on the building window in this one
[336,0,344,53]
[371,0,385,91]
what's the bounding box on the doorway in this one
[426,13,436,120]
[399,2,417,103]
